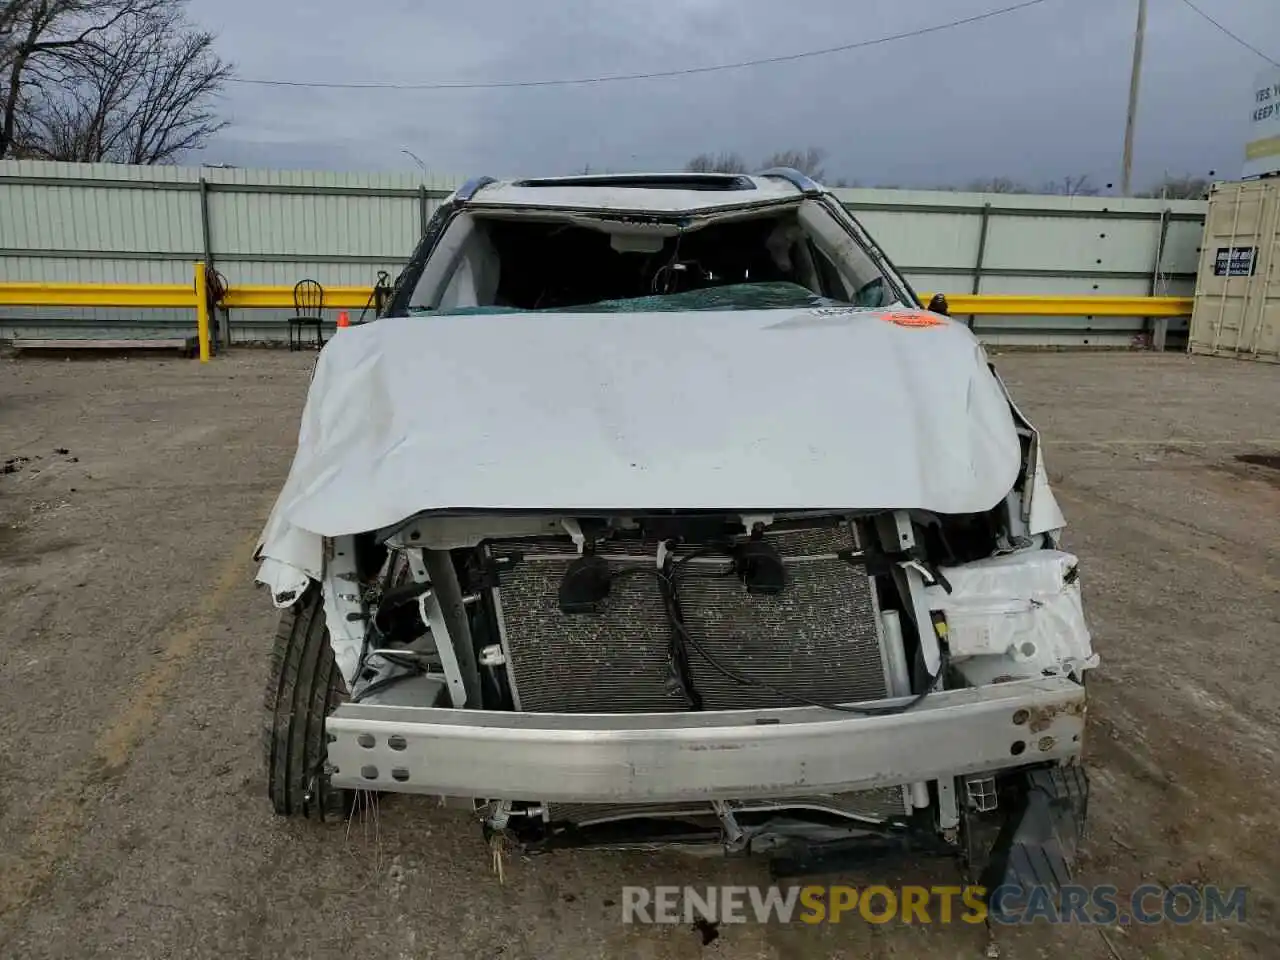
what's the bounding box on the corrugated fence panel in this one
[209,192,416,258]
[2,158,198,183]
[1,179,202,258]
[0,306,194,338]
[0,256,187,283]
[982,215,1157,275]
[1158,219,1206,292]
[847,209,983,271]
[224,261,407,287]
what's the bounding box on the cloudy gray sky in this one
[187,0,1279,190]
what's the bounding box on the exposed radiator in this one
[489,522,888,714]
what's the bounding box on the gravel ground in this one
[0,349,1277,959]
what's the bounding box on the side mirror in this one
[926,293,950,317]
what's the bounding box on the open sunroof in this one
[510,173,758,192]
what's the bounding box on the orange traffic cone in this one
[336,311,350,329]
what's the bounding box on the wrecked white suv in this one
[257,170,1096,887]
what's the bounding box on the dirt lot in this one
[0,349,1277,959]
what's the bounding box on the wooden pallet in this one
[9,337,196,357]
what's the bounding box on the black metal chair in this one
[289,279,325,351]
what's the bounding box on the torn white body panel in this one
[990,370,1066,537]
[924,549,1097,684]
[257,555,311,608]
[255,307,1023,588]
[1025,443,1067,535]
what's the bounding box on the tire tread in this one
[264,587,346,818]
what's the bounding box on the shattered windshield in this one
[399,205,906,318]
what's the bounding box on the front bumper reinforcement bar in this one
[327,676,1085,802]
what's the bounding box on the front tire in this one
[264,585,351,819]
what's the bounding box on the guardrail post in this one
[194,262,211,362]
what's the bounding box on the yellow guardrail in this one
[0,264,1195,365]
[0,264,214,362]
[0,281,199,308]
[918,294,1193,318]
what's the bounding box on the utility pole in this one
[1121,0,1147,196]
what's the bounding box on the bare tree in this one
[1140,174,1212,200]
[761,146,826,181]
[685,151,748,174]
[26,13,229,162]
[964,176,1031,194]
[3,0,155,157]
[1041,174,1100,197]
[1,0,226,162]
[0,2,34,68]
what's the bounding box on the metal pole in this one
[1149,201,1171,350]
[1121,0,1147,197]
[198,176,226,348]
[969,202,991,330]
[404,150,431,237]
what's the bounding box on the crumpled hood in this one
[256,307,1021,583]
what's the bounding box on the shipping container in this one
[1188,178,1280,362]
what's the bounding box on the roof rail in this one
[756,167,823,195]
[455,176,497,201]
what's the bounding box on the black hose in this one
[615,544,945,717]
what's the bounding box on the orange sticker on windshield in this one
[879,310,945,328]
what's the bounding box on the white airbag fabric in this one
[256,308,1022,584]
